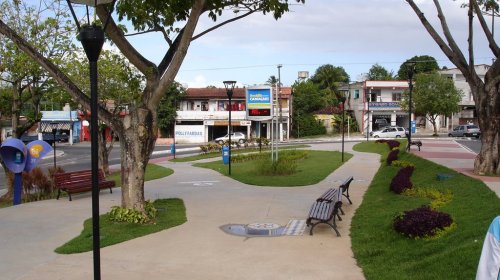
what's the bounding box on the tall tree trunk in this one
[473,82,500,175]
[431,118,438,136]
[118,107,157,212]
[98,127,110,175]
[11,81,21,138]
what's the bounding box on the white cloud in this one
[129,0,497,86]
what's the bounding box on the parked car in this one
[448,124,481,138]
[371,126,407,138]
[19,132,69,145]
[215,132,247,144]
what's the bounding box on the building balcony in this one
[367,101,401,110]
[176,108,289,121]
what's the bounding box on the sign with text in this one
[246,86,272,121]
[175,125,204,143]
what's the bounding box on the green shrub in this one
[280,149,309,161]
[391,160,415,168]
[403,187,453,209]
[255,157,298,175]
[232,152,269,163]
[109,200,157,224]
[255,137,270,146]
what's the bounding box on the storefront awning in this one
[40,121,72,132]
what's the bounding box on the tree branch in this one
[432,0,470,73]
[468,0,475,68]
[157,28,184,74]
[96,6,158,81]
[192,9,257,41]
[149,0,206,108]
[471,0,500,56]
[0,19,115,126]
[406,1,469,75]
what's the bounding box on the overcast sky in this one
[128,0,497,88]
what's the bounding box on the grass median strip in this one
[194,150,352,186]
[55,164,178,254]
[55,198,186,254]
[351,141,500,280]
[170,144,310,162]
[108,163,174,188]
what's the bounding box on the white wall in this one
[175,125,205,143]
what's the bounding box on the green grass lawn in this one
[351,141,500,280]
[108,163,174,188]
[55,198,186,254]
[0,165,172,208]
[194,150,352,186]
[170,144,309,162]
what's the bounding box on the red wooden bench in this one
[54,170,115,201]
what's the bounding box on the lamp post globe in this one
[66,1,116,279]
[223,81,236,176]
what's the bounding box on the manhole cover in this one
[246,222,282,236]
[220,223,284,237]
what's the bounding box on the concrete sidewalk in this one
[1,139,497,280]
[409,139,500,198]
[0,142,379,280]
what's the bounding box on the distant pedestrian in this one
[476,216,500,280]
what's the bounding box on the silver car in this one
[371,126,406,138]
[448,125,481,138]
[215,132,247,144]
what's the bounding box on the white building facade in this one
[174,87,291,144]
[344,80,411,135]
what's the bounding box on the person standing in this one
[476,216,500,280]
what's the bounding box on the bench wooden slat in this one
[316,188,339,203]
[306,201,342,237]
[54,169,115,201]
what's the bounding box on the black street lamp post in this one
[223,81,236,176]
[66,1,116,279]
[340,96,346,162]
[50,122,59,170]
[366,90,370,141]
[405,61,417,151]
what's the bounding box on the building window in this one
[354,90,359,99]
[218,101,225,111]
[189,101,195,110]
[201,101,208,111]
[392,92,402,101]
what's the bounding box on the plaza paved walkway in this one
[409,139,500,198]
[0,142,378,280]
[0,139,497,279]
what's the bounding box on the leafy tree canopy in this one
[116,0,304,35]
[157,82,186,136]
[397,55,440,80]
[400,72,462,134]
[367,63,394,80]
[292,80,324,114]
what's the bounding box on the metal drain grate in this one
[220,223,284,237]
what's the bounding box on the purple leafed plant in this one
[387,149,400,165]
[390,166,414,194]
[393,205,453,238]
[386,140,401,150]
